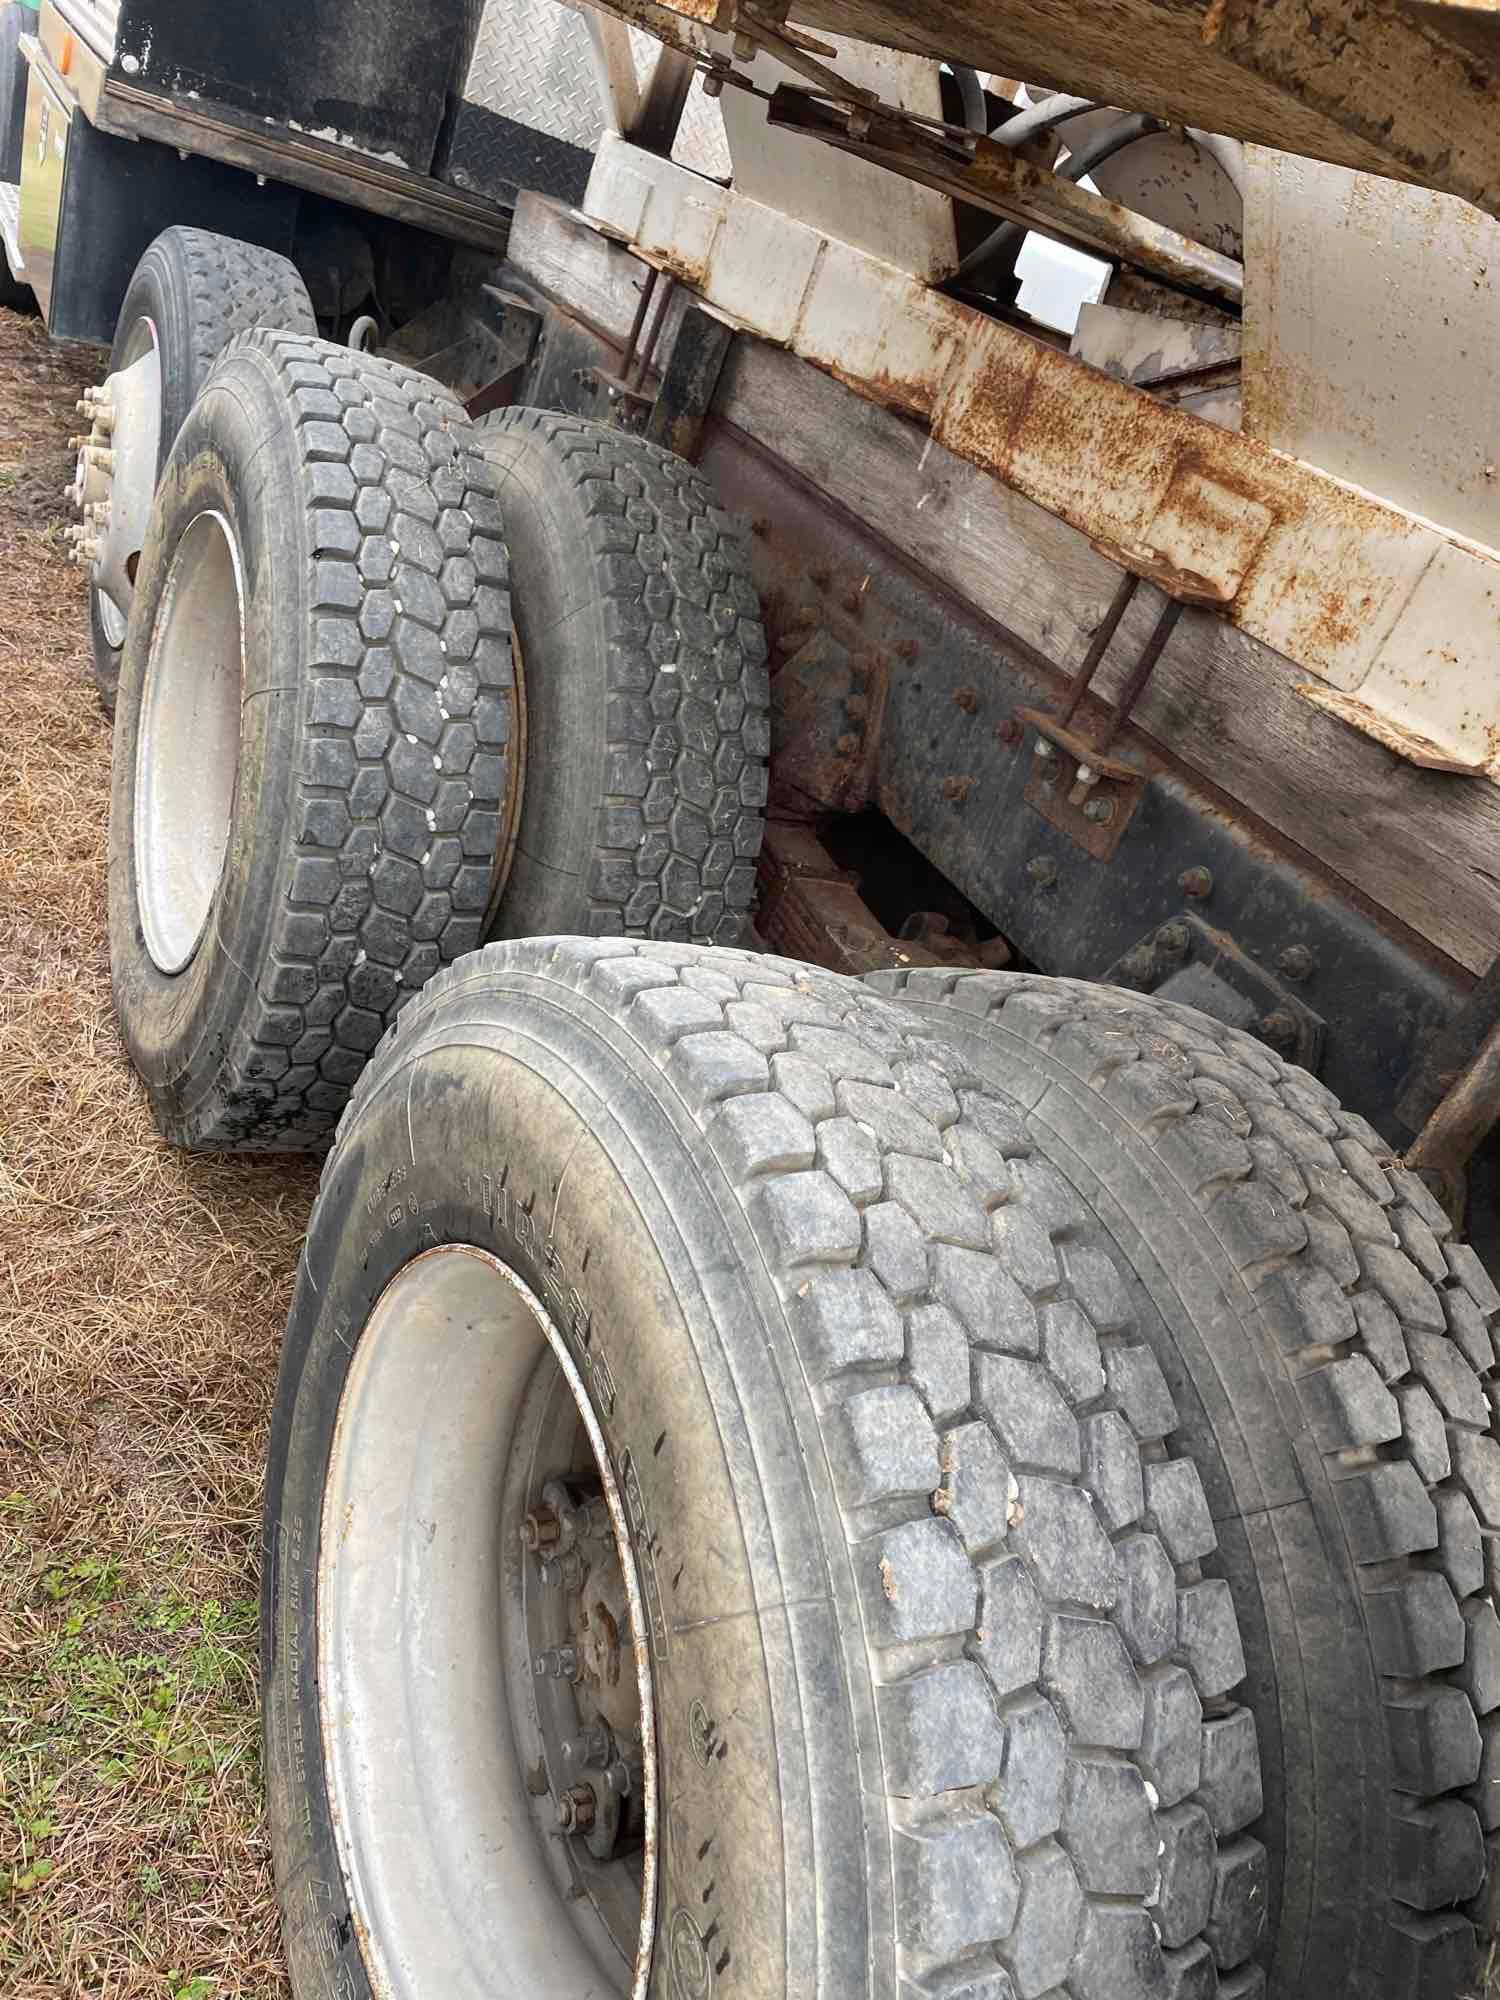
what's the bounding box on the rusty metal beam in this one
[582,140,1500,775]
[767,89,1243,306]
[605,0,1500,219]
[1405,1017,1500,1223]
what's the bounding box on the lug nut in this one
[521,1503,562,1552]
[1277,944,1314,982]
[1156,921,1190,957]
[1259,1010,1298,1052]
[1082,796,1115,824]
[556,1784,596,1833]
[1177,866,1213,899]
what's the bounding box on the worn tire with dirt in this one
[109,327,516,1151]
[882,963,1500,1999]
[90,227,318,713]
[475,408,769,944]
[263,937,1267,2000]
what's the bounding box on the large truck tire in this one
[475,409,769,945]
[86,227,317,715]
[109,328,517,1151]
[262,937,1268,2000]
[879,963,1500,1999]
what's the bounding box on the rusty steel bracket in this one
[1104,914,1326,1071]
[1016,549,1233,860]
[1019,720,1147,863]
[765,87,1243,307]
[586,290,732,461]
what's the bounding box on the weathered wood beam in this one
[598,0,1500,219]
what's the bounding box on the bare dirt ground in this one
[0,303,316,1999]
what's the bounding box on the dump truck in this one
[6,1,1500,1995]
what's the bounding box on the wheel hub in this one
[522,1480,647,1864]
[66,324,162,644]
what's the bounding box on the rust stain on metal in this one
[1294,681,1485,772]
[953,685,979,713]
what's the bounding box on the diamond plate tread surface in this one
[459,0,730,180]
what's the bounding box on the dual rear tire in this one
[262,940,1500,2000]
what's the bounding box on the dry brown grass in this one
[0,304,316,1999]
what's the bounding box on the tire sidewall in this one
[108,350,303,1122]
[483,427,612,938]
[262,968,887,2000]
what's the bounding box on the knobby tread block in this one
[475,407,768,944]
[343,939,1266,1996]
[192,328,515,1148]
[876,963,1500,1990]
[169,225,319,383]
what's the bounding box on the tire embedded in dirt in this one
[475,409,769,944]
[109,327,517,1151]
[884,962,1500,2000]
[87,227,318,713]
[262,938,1266,2000]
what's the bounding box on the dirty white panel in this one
[716,37,956,280]
[1242,148,1500,549]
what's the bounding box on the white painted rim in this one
[316,1244,658,2000]
[132,509,244,976]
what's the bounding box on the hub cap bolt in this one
[556,1785,596,1833]
[533,1646,578,1679]
[521,1503,562,1552]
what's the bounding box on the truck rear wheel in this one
[882,964,1500,1999]
[82,227,317,714]
[108,327,517,1150]
[263,938,1268,2000]
[475,409,769,945]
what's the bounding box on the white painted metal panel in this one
[1242,149,1500,552]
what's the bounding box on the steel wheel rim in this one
[316,1244,658,2000]
[132,509,244,975]
[85,314,161,641]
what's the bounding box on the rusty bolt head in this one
[1026,856,1058,889]
[521,1504,562,1552]
[1277,944,1315,982]
[1259,1010,1299,1052]
[556,1785,596,1833]
[840,589,863,616]
[1177,866,1213,899]
[1156,921,1190,957]
[1082,797,1116,825]
[953,686,979,714]
[996,717,1023,748]
[941,775,975,802]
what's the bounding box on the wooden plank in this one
[716,338,1500,977]
[507,192,652,344]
